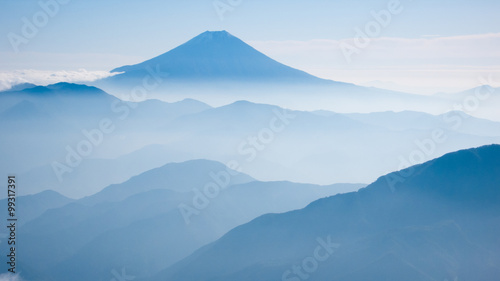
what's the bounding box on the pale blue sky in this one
[1,0,499,93]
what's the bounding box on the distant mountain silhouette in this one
[4,82,37,92]
[79,159,255,205]
[108,30,332,84]
[432,85,500,122]
[0,100,50,121]
[0,82,109,112]
[0,82,116,117]
[0,83,212,187]
[95,31,445,115]
[20,82,108,96]
[14,159,363,281]
[155,145,500,281]
[341,110,500,137]
[3,90,499,197]
[434,85,500,100]
[0,190,73,227]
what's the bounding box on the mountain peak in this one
[107,30,327,83]
[182,30,238,47]
[80,159,255,205]
[18,82,107,97]
[198,30,233,38]
[155,144,500,281]
[6,82,37,92]
[364,144,500,205]
[178,30,247,52]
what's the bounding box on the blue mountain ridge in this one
[109,30,336,84]
[152,144,500,281]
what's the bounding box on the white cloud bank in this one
[0,69,117,91]
[1,33,498,94]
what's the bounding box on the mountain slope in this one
[0,100,48,119]
[109,30,331,84]
[155,145,500,281]
[155,100,500,185]
[342,110,500,137]
[79,159,255,205]
[0,190,74,227]
[96,30,447,115]
[4,82,37,92]
[15,159,363,281]
[0,84,213,197]
[48,181,362,281]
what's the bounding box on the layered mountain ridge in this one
[153,145,500,281]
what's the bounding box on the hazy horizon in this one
[1,1,500,280]
[1,0,499,94]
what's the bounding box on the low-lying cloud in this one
[0,69,117,91]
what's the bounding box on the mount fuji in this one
[108,30,333,84]
[96,30,443,113]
